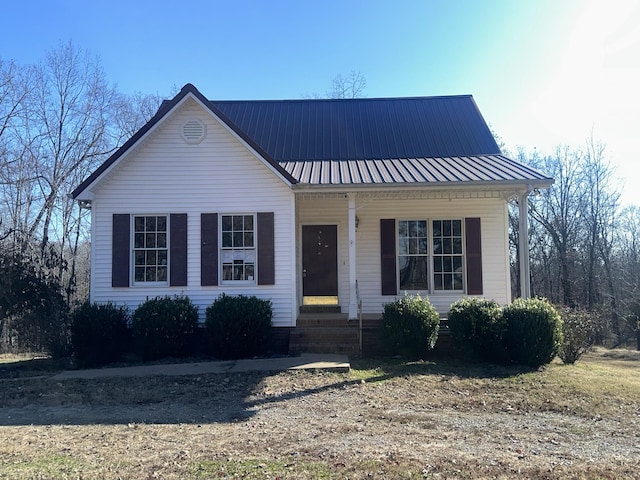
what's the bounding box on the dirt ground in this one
[0,350,639,479]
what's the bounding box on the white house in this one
[72,84,552,354]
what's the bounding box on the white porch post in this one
[518,189,531,299]
[347,193,358,319]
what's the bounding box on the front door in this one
[302,225,338,304]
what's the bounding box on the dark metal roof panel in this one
[212,96,501,162]
[282,155,552,185]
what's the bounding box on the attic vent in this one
[181,119,206,144]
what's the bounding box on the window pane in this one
[146,267,156,282]
[443,238,452,254]
[417,221,426,238]
[399,256,428,290]
[432,220,441,238]
[158,250,167,266]
[399,221,408,237]
[157,233,166,248]
[443,257,453,272]
[134,251,145,266]
[452,220,461,236]
[222,232,232,248]
[146,233,156,248]
[234,264,243,280]
[433,256,443,273]
[409,238,418,255]
[453,256,463,272]
[444,274,453,290]
[222,264,233,280]
[233,232,244,248]
[244,215,253,230]
[443,220,452,236]
[453,273,463,290]
[246,264,255,280]
[134,217,145,232]
[222,216,232,231]
[146,250,157,265]
[434,274,443,290]
[433,238,442,255]
[453,237,462,254]
[156,216,166,232]
[410,221,419,237]
[135,267,145,282]
[157,267,167,282]
[398,237,408,256]
[145,217,156,232]
[244,232,254,247]
[233,215,243,230]
[134,233,145,249]
[419,238,427,255]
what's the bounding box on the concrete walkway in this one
[50,353,350,380]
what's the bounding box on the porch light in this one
[355,216,360,229]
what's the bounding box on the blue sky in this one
[3,0,640,205]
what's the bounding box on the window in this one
[396,219,463,292]
[381,217,481,296]
[133,215,168,283]
[398,220,428,290]
[432,220,463,290]
[221,214,256,282]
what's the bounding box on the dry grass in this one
[1,348,639,479]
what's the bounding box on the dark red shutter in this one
[465,217,483,295]
[170,213,188,286]
[201,213,218,286]
[257,212,275,285]
[380,219,397,295]
[112,214,130,287]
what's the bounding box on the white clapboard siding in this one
[90,98,296,326]
[297,194,510,316]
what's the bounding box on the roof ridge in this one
[210,95,474,103]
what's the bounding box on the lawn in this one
[0,348,639,479]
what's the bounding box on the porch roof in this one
[280,154,551,187]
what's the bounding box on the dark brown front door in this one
[302,225,338,300]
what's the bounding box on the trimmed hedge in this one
[448,297,507,362]
[503,297,563,368]
[132,296,198,360]
[205,293,273,360]
[381,294,439,359]
[71,302,129,367]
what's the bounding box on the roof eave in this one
[290,178,554,193]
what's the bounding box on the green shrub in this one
[71,302,129,367]
[205,294,273,359]
[132,296,198,360]
[558,306,599,364]
[448,297,507,362]
[503,297,563,368]
[381,294,440,359]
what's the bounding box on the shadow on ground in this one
[0,354,535,427]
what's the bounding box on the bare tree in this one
[302,71,368,99]
[328,70,367,99]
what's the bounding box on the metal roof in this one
[72,84,553,199]
[211,96,502,161]
[280,155,552,186]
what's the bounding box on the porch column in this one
[518,189,531,299]
[347,193,358,319]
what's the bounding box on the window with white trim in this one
[432,219,463,290]
[397,218,464,292]
[133,215,168,283]
[221,214,256,282]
